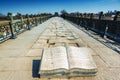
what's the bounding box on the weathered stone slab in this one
[39,46,97,77]
[55,43,65,47]
[36,40,48,44]
[32,43,48,49]
[26,49,42,57]
[75,39,87,47]
[39,36,50,40]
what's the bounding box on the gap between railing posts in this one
[39,17,42,24]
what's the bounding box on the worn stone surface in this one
[0,17,120,80]
[39,46,97,77]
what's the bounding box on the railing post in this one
[39,17,42,24]
[9,14,16,39]
[90,13,93,19]
[27,14,31,30]
[20,15,23,29]
[41,17,43,23]
[44,16,46,22]
[35,17,38,26]
[43,17,45,22]
[114,11,120,21]
[99,11,104,20]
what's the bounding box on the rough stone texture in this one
[0,17,120,80]
[39,46,97,77]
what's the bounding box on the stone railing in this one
[63,14,120,42]
[0,14,52,43]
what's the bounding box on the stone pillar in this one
[83,13,87,18]
[26,14,31,30]
[99,11,104,20]
[114,11,120,21]
[90,13,94,19]
[39,17,42,24]
[20,15,23,29]
[35,17,38,26]
[9,14,16,39]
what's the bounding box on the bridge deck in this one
[0,17,120,80]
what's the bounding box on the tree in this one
[61,10,68,15]
[7,12,12,20]
[114,11,120,21]
[7,12,12,17]
[15,12,22,19]
[54,12,59,16]
[16,12,21,16]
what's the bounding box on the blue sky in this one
[0,0,120,15]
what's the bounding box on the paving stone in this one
[0,17,120,80]
[32,43,49,49]
[35,39,47,44]
[26,49,43,57]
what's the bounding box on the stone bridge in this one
[0,17,120,80]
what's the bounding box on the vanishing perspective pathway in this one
[0,17,120,80]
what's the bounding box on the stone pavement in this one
[0,17,120,80]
